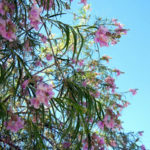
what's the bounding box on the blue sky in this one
[89,0,150,148]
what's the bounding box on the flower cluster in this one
[97,108,122,131]
[0,1,16,41]
[5,116,24,133]
[98,116,120,131]
[29,4,42,30]
[0,1,15,16]
[95,26,109,47]
[95,20,127,47]
[30,83,54,109]
[82,133,105,150]
[0,18,16,41]
[105,76,116,93]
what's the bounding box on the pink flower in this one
[16,117,24,129]
[105,76,116,92]
[37,83,54,97]
[83,142,88,150]
[0,17,6,33]
[39,33,47,43]
[63,142,71,148]
[0,18,16,41]
[97,136,105,145]
[35,61,42,67]
[30,98,40,109]
[22,80,29,89]
[78,59,84,66]
[111,39,117,45]
[4,31,16,41]
[29,5,41,19]
[46,54,53,61]
[95,26,109,47]
[0,2,15,15]
[0,2,5,15]
[98,137,105,146]
[103,114,109,122]
[107,119,115,129]
[114,69,121,76]
[138,131,144,136]
[97,121,104,130]
[31,83,54,109]
[141,145,146,150]
[5,116,24,133]
[29,5,42,30]
[102,114,117,129]
[80,0,87,5]
[82,80,87,87]
[71,59,76,64]
[129,89,137,95]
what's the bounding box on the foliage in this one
[0,0,145,149]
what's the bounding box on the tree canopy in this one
[0,0,146,149]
